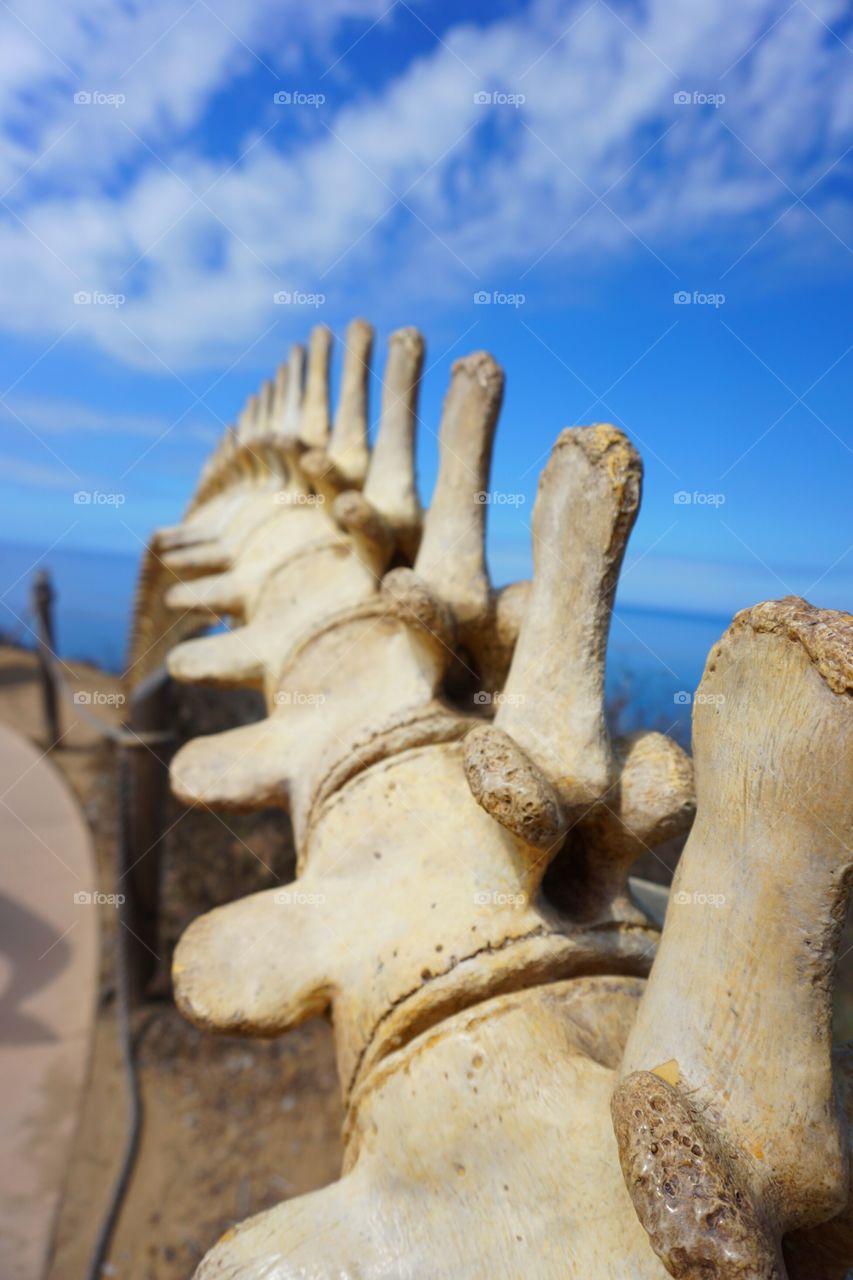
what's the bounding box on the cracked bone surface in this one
[612,597,853,1278]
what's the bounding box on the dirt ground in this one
[1,642,851,1280]
[0,648,341,1280]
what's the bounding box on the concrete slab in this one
[0,723,98,1280]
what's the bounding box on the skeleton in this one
[131,318,853,1277]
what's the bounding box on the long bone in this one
[464,425,694,921]
[164,327,424,690]
[611,598,853,1278]
[171,421,692,1109]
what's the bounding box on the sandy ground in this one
[1,642,851,1280]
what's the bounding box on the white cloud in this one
[0,0,394,190]
[0,453,78,488]
[0,0,849,369]
[0,396,219,448]
[1,396,173,436]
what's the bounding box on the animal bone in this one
[612,597,853,1277]
[130,320,850,1278]
[164,326,425,685]
[187,978,673,1279]
[166,351,507,823]
[160,327,331,579]
[464,426,694,922]
[327,317,372,486]
[171,415,692,1111]
[299,323,332,448]
[281,342,304,435]
[362,325,423,558]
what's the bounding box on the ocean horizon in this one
[0,538,734,744]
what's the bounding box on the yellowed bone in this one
[613,597,853,1276]
[187,980,672,1279]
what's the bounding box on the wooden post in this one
[32,568,60,746]
[122,665,174,1001]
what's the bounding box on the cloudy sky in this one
[0,0,850,619]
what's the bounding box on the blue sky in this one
[0,0,850,620]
